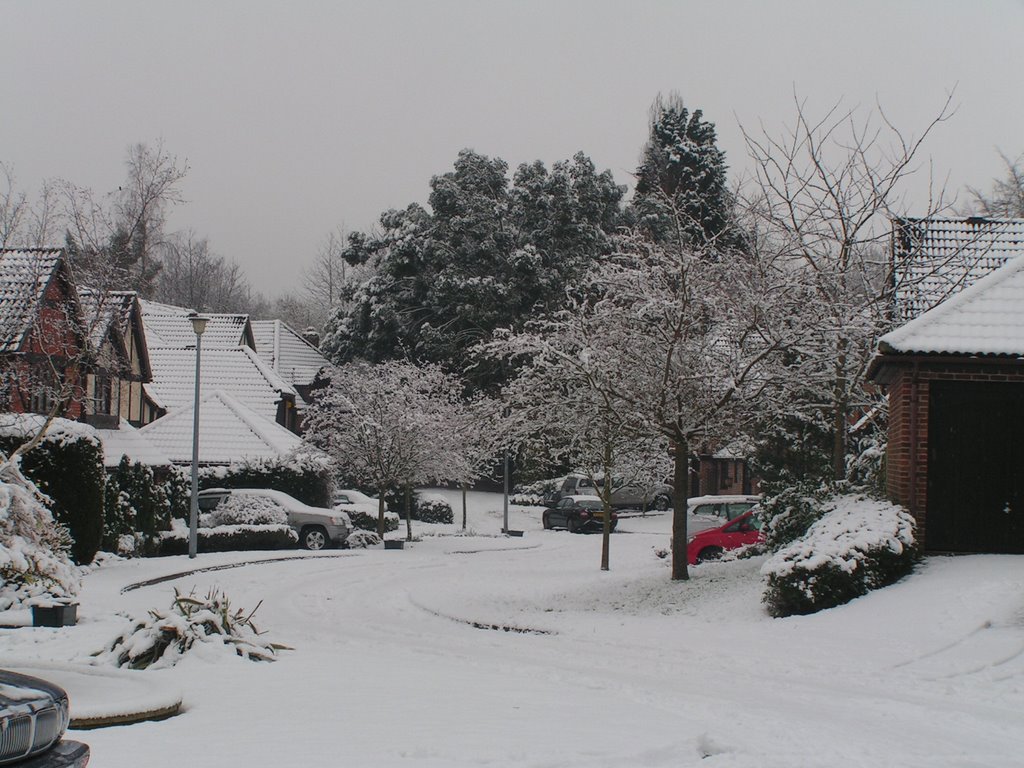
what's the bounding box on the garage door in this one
[927,380,1024,553]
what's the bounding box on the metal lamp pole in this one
[188,314,209,559]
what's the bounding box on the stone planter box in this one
[383,540,405,550]
[503,529,524,537]
[31,602,78,627]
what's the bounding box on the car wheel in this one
[654,494,671,511]
[301,526,329,551]
[697,546,723,563]
[542,512,552,530]
[566,516,578,533]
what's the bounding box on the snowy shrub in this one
[416,494,454,524]
[103,456,171,555]
[0,471,80,610]
[201,454,332,508]
[0,416,105,565]
[346,530,382,548]
[510,477,561,506]
[761,494,918,618]
[98,587,288,669]
[157,521,297,555]
[348,508,399,533]
[759,483,832,550]
[206,494,288,527]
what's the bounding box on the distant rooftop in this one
[0,248,67,353]
[892,217,1024,324]
[250,319,331,391]
[139,299,253,349]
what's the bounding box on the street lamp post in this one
[188,314,209,559]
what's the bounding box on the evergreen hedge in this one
[0,419,105,565]
[201,455,332,508]
[158,524,298,555]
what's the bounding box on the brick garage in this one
[869,256,1024,554]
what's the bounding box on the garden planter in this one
[503,529,524,537]
[31,602,78,627]
[384,540,405,550]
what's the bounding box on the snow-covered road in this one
[3,493,1023,766]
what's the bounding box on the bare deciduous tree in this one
[966,150,1024,218]
[740,93,955,481]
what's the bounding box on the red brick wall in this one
[885,360,1024,548]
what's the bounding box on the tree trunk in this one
[670,436,690,581]
[377,490,387,538]
[404,484,413,542]
[600,443,612,571]
[461,484,467,531]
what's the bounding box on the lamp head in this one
[189,313,209,337]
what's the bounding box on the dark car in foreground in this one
[686,509,764,565]
[0,669,89,767]
[542,495,618,533]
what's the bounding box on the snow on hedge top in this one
[0,414,100,448]
[879,252,1024,356]
[761,494,915,579]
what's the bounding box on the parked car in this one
[686,509,764,565]
[542,495,618,533]
[687,494,761,520]
[543,473,672,511]
[197,488,352,550]
[0,669,90,767]
[332,489,387,517]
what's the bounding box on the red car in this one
[686,509,764,565]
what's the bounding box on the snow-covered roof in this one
[139,389,302,465]
[145,346,298,423]
[250,319,331,390]
[139,299,253,349]
[0,249,68,353]
[893,217,1024,324]
[878,253,1024,356]
[94,419,172,468]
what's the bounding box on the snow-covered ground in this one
[3,490,1022,767]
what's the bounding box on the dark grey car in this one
[0,669,89,767]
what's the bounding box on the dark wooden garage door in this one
[928,380,1024,553]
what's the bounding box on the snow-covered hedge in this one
[510,477,561,506]
[98,587,288,669]
[200,453,333,508]
[416,494,454,524]
[0,474,80,610]
[759,484,831,550]
[346,530,382,548]
[0,415,105,564]
[761,495,917,618]
[158,519,297,555]
[348,508,399,533]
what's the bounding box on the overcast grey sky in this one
[3,0,1023,297]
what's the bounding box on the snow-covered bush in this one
[0,471,80,610]
[510,477,561,506]
[157,519,297,555]
[205,494,288,527]
[98,587,288,669]
[762,495,917,618]
[759,483,832,550]
[0,415,105,564]
[347,508,399,533]
[104,456,171,555]
[346,530,382,548]
[416,494,454,524]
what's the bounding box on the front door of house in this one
[927,380,1024,553]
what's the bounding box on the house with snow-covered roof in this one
[250,319,331,405]
[78,289,159,427]
[140,389,301,465]
[0,248,88,419]
[868,253,1024,555]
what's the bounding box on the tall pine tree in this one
[633,93,738,250]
